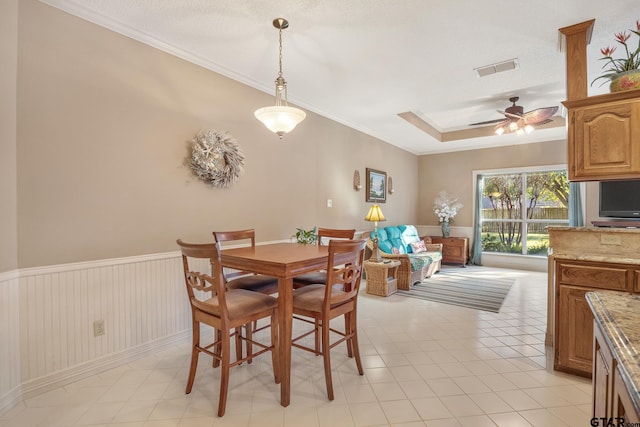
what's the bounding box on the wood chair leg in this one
[345,314,353,358]
[322,319,334,401]
[350,310,364,375]
[246,324,253,364]
[271,309,280,384]
[234,327,243,362]
[186,319,200,394]
[314,319,321,355]
[217,328,231,417]
[213,328,222,368]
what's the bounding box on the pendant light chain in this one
[275,26,289,107]
[278,27,283,78]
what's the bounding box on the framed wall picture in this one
[365,168,387,203]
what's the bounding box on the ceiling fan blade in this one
[530,118,553,126]
[469,118,507,126]
[522,106,559,124]
[497,110,523,120]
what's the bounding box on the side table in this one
[428,236,469,266]
[364,260,401,296]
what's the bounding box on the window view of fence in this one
[480,170,569,256]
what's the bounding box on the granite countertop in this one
[586,290,640,413]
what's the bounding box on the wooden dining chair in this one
[291,238,366,401]
[213,229,279,295]
[292,227,356,289]
[176,239,279,417]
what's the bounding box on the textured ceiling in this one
[40,0,637,154]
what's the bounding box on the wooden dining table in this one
[220,242,352,406]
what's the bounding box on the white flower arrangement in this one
[433,190,463,223]
[188,130,244,188]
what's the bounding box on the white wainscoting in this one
[0,270,21,414]
[1,252,194,415]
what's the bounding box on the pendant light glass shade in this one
[254,106,306,137]
[255,18,306,138]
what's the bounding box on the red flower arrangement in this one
[592,19,640,87]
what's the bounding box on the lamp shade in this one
[254,106,306,137]
[364,205,386,222]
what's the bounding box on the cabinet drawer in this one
[558,263,628,290]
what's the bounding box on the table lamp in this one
[365,204,386,262]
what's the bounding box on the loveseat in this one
[367,225,442,290]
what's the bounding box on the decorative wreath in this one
[188,130,245,188]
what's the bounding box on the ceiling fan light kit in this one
[254,18,306,138]
[469,96,558,136]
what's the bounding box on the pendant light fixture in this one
[254,18,306,138]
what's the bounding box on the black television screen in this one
[599,180,640,219]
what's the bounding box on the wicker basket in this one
[364,260,400,296]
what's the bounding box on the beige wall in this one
[0,0,19,273]
[15,1,418,268]
[417,140,571,226]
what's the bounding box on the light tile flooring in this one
[1,266,592,427]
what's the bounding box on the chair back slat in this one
[317,228,356,246]
[213,229,256,246]
[176,239,228,318]
[213,229,259,280]
[324,239,366,306]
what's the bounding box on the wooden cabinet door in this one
[613,367,640,423]
[569,99,640,181]
[593,322,614,419]
[555,284,594,376]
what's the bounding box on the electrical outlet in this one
[327,199,332,208]
[93,320,105,337]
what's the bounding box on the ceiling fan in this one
[469,96,559,135]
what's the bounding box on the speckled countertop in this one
[586,291,640,413]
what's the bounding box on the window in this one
[479,168,569,256]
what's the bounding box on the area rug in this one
[395,266,516,313]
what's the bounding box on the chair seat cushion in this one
[293,271,327,287]
[407,251,442,271]
[195,289,277,321]
[292,284,347,313]
[226,274,279,294]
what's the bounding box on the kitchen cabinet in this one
[588,293,640,424]
[554,259,634,377]
[562,90,640,181]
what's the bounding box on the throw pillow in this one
[410,240,427,253]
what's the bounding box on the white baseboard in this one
[0,385,22,417]
[480,253,548,272]
[5,329,190,412]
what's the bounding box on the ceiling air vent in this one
[474,58,519,77]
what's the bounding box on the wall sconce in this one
[353,170,362,191]
[388,176,395,194]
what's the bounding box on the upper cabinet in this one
[563,90,640,181]
[559,20,640,181]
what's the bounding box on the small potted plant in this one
[293,227,318,245]
[592,19,640,92]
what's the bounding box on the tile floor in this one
[0,266,593,427]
